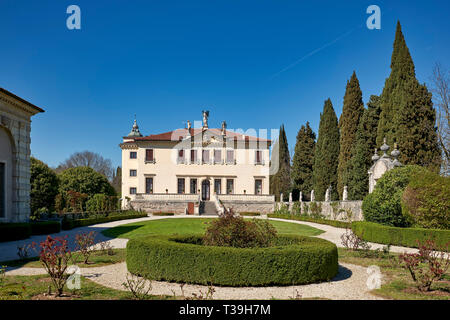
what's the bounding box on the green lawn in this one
[0,249,127,269]
[102,218,324,239]
[0,274,174,300]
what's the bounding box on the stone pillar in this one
[343,186,348,201]
[310,190,315,202]
[280,193,283,203]
[289,192,292,203]
[325,187,330,202]
[299,191,302,202]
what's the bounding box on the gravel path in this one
[4,262,384,300]
[3,215,422,300]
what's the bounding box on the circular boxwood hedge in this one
[126,234,338,286]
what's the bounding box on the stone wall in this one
[0,92,37,222]
[130,200,189,214]
[221,200,274,214]
[277,200,363,222]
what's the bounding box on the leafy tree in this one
[376,21,440,171]
[402,170,450,229]
[313,99,340,201]
[58,166,116,197]
[270,125,291,201]
[291,122,316,200]
[30,157,59,217]
[347,95,381,200]
[362,165,427,227]
[56,151,114,180]
[337,71,365,198]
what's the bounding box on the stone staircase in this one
[199,201,218,215]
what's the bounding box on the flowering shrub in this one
[398,238,450,291]
[32,235,72,296]
[203,212,277,248]
[75,231,97,264]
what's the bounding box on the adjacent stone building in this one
[0,88,44,222]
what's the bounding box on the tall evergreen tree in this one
[313,99,340,201]
[376,21,441,171]
[347,95,381,200]
[291,122,316,201]
[337,71,365,198]
[269,125,291,201]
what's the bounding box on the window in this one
[130,169,137,177]
[255,179,262,195]
[130,151,137,159]
[190,150,197,163]
[178,149,185,164]
[226,150,234,164]
[145,178,153,194]
[177,178,185,194]
[214,150,221,164]
[202,150,210,163]
[226,179,234,195]
[214,179,221,195]
[129,187,137,195]
[0,163,4,218]
[255,151,263,164]
[190,178,197,194]
[145,149,154,162]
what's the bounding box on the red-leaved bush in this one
[398,238,450,292]
[32,235,73,296]
[75,231,97,264]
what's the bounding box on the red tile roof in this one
[125,128,271,143]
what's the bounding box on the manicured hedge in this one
[352,221,450,248]
[239,212,261,216]
[30,221,61,235]
[152,212,175,216]
[127,234,338,286]
[62,212,148,230]
[0,223,32,242]
[268,213,350,229]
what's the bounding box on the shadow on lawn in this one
[100,225,143,239]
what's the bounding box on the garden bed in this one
[127,234,338,286]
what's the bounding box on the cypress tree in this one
[377,21,441,171]
[291,122,316,200]
[347,95,381,200]
[313,99,340,201]
[337,71,365,198]
[270,124,291,201]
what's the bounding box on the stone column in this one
[310,190,315,202]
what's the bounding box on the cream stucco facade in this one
[120,112,274,214]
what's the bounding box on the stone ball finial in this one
[372,148,380,162]
[391,142,400,159]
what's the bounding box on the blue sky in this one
[1,0,449,169]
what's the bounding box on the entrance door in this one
[201,180,210,200]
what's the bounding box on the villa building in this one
[120,111,275,214]
[0,88,44,222]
